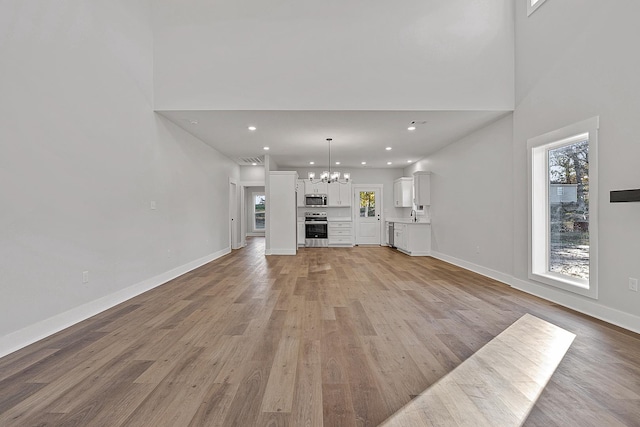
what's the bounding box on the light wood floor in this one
[381,314,576,426]
[1,237,639,426]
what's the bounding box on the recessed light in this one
[309,161,315,165]
[335,161,340,165]
[189,119,198,125]
[252,163,257,166]
[386,147,392,151]
[408,126,416,131]
[263,146,269,150]
[407,160,412,163]
[387,162,392,165]
[248,126,257,131]
[361,161,367,165]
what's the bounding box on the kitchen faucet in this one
[410,209,417,222]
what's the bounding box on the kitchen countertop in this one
[386,218,431,224]
[298,217,353,222]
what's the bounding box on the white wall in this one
[152,0,514,111]
[407,1,640,331]
[240,165,265,182]
[405,115,514,275]
[512,0,640,328]
[0,1,239,355]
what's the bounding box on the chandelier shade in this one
[308,138,349,183]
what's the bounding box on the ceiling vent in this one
[238,156,264,165]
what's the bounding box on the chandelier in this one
[308,138,350,183]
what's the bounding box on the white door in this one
[229,180,239,249]
[354,186,382,245]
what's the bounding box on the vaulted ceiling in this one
[152,0,514,167]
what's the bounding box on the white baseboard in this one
[509,277,640,334]
[267,248,297,255]
[430,251,515,285]
[406,250,431,257]
[0,247,231,358]
[430,251,640,334]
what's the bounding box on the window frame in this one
[527,117,599,299]
[527,0,549,16]
[252,192,266,233]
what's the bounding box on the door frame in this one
[352,184,384,245]
[239,180,266,248]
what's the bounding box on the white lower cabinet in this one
[394,223,407,251]
[328,221,353,246]
[395,223,431,256]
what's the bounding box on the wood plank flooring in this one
[380,314,576,426]
[1,237,639,426]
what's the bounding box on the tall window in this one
[253,193,265,232]
[528,117,599,299]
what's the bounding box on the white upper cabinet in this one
[413,171,431,209]
[327,181,352,207]
[304,180,328,195]
[393,177,413,207]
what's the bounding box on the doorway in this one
[353,185,383,245]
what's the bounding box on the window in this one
[528,117,599,299]
[528,0,549,16]
[359,191,376,217]
[252,193,265,232]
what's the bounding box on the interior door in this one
[354,187,382,245]
[229,181,239,249]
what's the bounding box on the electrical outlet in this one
[82,271,89,283]
[476,246,480,254]
[150,201,156,210]
[629,278,638,292]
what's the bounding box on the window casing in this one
[528,0,549,16]
[527,117,599,299]
[252,193,265,232]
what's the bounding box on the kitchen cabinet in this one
[297,221,305,246]
[328,221,353,246]
[327,181,352,207]
[394,177,413,207]
[413,171,431,209]
[394,223,407,251]
[394,222,431,256]
[296,179,305,207]
[304,180,328,195]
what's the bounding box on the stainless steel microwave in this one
[305,194,327,207]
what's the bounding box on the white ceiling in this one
[158,110,510,169]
